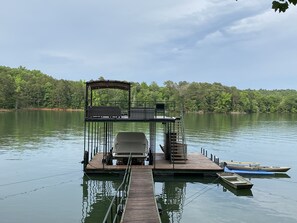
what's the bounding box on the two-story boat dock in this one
[82,80,222,175]
[82,80,222,222]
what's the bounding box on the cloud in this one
[1,0,297,89]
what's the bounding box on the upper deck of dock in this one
[84,80,178,123]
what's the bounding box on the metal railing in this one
[103,154,132,223]
[86,100,177,117]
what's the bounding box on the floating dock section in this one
[86,153,222,175]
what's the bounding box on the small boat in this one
[226,164,290,172]
[224,166,275,175]
[221,160,260,166]
[217,172,253,189]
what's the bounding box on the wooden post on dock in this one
[213,156,219,165]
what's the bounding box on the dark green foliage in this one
[237,0,296,12]
[271,0,296,12]
[1,66,297,113]
[0,70,16,109]
[272,1,289,12]
[0,66,85,109]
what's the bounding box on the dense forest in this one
[1,66,297,113]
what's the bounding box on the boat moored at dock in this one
[217,172,253,189]
[112,131,149,165]
[225,164,290,173]
[220,160,260,166]
[224,167,275,175]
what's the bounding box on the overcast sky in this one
[1,0,297,89]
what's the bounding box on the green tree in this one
[43,81,55,107]
[278,95,297,112]
[214,92,232,113]
[53,80,72,108]
[0,73,16,108]
[69,80,85,108]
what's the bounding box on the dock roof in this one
[86,80,131,91]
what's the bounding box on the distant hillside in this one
[1,66,297,113]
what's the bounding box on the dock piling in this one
[200,148,220,166]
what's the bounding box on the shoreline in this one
[0,108,83,112]
[0,108,290,115]
[0,109,11,112]
[27,108,83,111]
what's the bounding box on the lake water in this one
[0,111,296,223]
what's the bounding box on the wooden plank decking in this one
[85,153,223,174]
[122,168,161,223]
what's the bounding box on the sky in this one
[1,0,297,90]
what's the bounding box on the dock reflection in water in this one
[154,175,220,223]
[155,181,186,223]
[81,175,121,223]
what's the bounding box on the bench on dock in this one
[87,106,121,118]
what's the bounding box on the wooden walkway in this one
[122,168,161,223]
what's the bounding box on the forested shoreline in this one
[1,66,297,113]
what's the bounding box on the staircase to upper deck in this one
[167,116,187,164]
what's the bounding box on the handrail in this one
[103,154,132,223]
[86,100,177,116]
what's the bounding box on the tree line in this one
[0,66,85,109]
[1,66,297,113]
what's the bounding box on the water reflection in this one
[1,111,296,223]
[156,181,186,223]
[218,181,253,197]
[0,110,84,147]
[81,175,121,223]
[184,113,297,150]
[245,174,291,179]
[154,176,221,223]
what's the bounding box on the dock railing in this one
[201,148,220,165]
[86,100,177,119]
[103,154,132,223]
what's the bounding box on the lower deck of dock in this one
[85,153,223,175]
[122,168,160,223]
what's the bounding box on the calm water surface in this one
[0,111,296,223]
